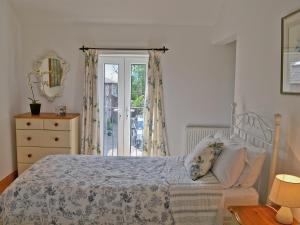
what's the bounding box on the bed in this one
[0,156,225,225]
[0,104,281,225]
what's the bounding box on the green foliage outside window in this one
[131,64,146,108]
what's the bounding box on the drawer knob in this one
[26,122,31,126]
[54,123,59,127]
[54,137,59,142]
[27,137,32,141]
[27,154,32,158]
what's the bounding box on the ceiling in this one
[10,0,225,26]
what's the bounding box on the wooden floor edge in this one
[0,170,18,194]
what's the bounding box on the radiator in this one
[185,126,230,154]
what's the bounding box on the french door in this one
[98,55,148,156]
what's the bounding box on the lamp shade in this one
[269,174,300,208]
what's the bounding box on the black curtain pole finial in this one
[162,46,169,53]
[79,45,86,52]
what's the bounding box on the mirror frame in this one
[32,51,70,101]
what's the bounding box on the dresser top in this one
[15,113,80,119]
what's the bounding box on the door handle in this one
[126,108,130,119]
[112,108,122,118]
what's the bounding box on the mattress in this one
[0,155,224,225]
[224,187,258,207]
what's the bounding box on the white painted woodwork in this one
[16,119,44,130]
[17,164,32,175]
[44,119,71,131]
[17,147,71,164]
[16,130,43,147]
[42,131,71,148]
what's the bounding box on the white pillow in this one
[234,147,266,187]
[213,130,230,140]
[184,136,225,181]
[212,141,246,188]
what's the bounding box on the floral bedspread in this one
[0,155,223,225]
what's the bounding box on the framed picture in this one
[281,9,300,95]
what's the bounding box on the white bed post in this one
[230,102,237,136]
[268,114,282,195]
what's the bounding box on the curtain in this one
[143,50,169,156]
[81,50,101,155]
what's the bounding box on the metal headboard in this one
[230,103,281,203]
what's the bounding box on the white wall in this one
[20,23,235,156]
[213,0,300,218]
[0,0,22,180]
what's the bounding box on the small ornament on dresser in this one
[55,105,67,116]
[27,72,41,115]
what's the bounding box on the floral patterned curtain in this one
[143,50,169,156]
[81,50,101,155]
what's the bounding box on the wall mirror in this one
[281,9,300,95]
[32,51,70,101]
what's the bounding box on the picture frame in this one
[281,9,300,95]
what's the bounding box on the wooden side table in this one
[228,205,298,225]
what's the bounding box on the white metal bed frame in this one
[185,103,281,202]
[230,103,281,202]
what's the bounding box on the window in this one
[98,55,148,156]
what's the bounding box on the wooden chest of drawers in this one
[15,113,80,174]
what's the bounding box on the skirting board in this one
[0,170,18,194]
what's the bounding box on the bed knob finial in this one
[230,102,237,136]
[268,113,282,196]
[274,114,282,126]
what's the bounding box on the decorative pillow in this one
[184,137,224,181]
[212,141,246,188]
[231,137,266,188]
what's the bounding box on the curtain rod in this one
[79,45,169,53]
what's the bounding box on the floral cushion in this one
[184,138,224,181]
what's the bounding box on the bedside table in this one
[228,205,298,225]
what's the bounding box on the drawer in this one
[43,131,70,147]
[16,119,43,130]
[44,119,70,131]
[17,147,71,163]
[18,163,32,175]
[41,147,71,155]
[16,130,42,146]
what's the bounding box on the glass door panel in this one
[103,64,119,156]
[129,64,146,156]
[99,55,148,156]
